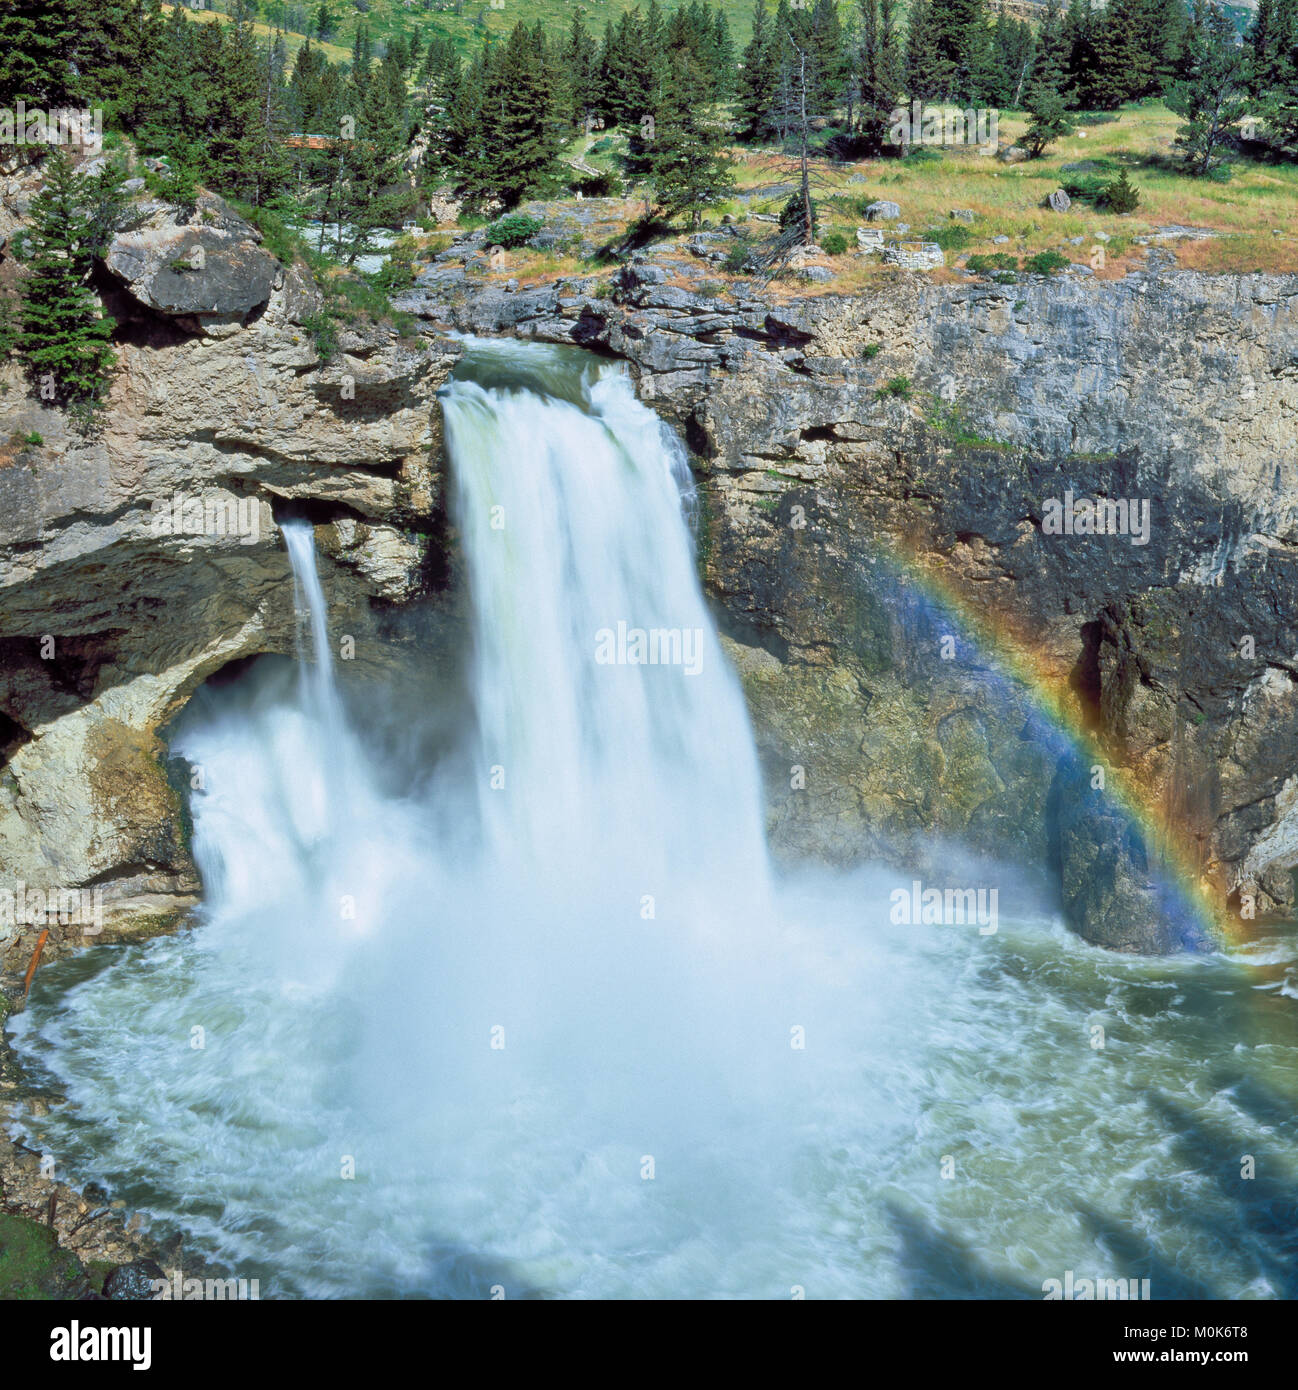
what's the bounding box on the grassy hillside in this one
[406,101,1297,291]
[207,0,768,57]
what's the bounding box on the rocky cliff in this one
[2,176,1296,957]
[0,181,460,972]
[397,238,1298,951]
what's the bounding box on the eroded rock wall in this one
[0,189,461,970]
[402,256,1298,950]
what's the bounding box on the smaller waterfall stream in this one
[7,342,1298,1300]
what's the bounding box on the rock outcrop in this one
[3,165,1296,955]
[397,248,1298,951]
[0,187,460,971]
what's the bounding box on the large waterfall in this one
[8,342,1298,1299]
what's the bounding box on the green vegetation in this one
[1023,249,1071,275]
[877,375,912,399]
[15,148,127,424]
[484,214,544,249]
[0,1214,92,1300]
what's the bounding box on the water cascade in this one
[8,342,1298,1299]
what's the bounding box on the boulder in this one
[103,1259,167,1300]
[864,200,901,221]
[949,208,975,224]
[996,144,1029,164]
[101,191,282,336]
[1046,188,1072,212]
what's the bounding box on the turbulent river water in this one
[7,341,1298,1299]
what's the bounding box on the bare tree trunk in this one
[798,48,813,246]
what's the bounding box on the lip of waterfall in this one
[5,341,1298,1301]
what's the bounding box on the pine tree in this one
[0,0,78,110]
[712,10,738,102]
[859,0,903,152]
[1249,0,1298,150]
[331,48,413,262]
[806,0,849,117]
[738,0,780,141]
[481,22,561,209]
[202,1,265,202]
[442,44,494,212]
[1167,0,1251,175]
[562,12,600,131]
[17,149,125,416]
[904,0,946,102]
[929,0,988,102]
[647,45,734,228]
[1023,0,1072,155]
[1062,0,1096,107]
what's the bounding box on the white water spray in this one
[8,342,1298,1300]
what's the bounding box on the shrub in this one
[861,342,882,359]
[929,223,972,251]
[876,376,912,399]
[374,237,418,292]
[1060,175,1110,204]
[484,213,544,249]
[820,230,849,255]
[1100,168,1140,214]
[1024,250,1070,276]
[301,311,339,363]
[723,241,751,273]
[966,252,1019,275]
[903,146,942,164]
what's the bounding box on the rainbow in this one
[864,535,1231,949]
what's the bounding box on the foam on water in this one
[7,342,1298,1298]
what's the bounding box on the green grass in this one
[0,1214,92,1300]
[192,0,771,61]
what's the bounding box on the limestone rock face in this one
[101,192,284,335]
[0,190,460,968]
[401,255,1298,952]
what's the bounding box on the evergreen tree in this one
[1167,0,1250,175]
[859,0,903,152]
[17,149,125,416]
[562,12,600,131]
[904,0,946,101]
[990,13,1033,109]
[442,44,494,211]
[1023,0,1072,155]
[738,0,780,141]
[0,0,78,110]
[1063,0,1097,107]
[201,1,265,202]
[1249,0,1298,150]
[483,22,562,209]
[647,44,734,227]
[806,0,849,116]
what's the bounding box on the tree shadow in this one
[884,1199,1041,1299]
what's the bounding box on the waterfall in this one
[8,341,1298,1301]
